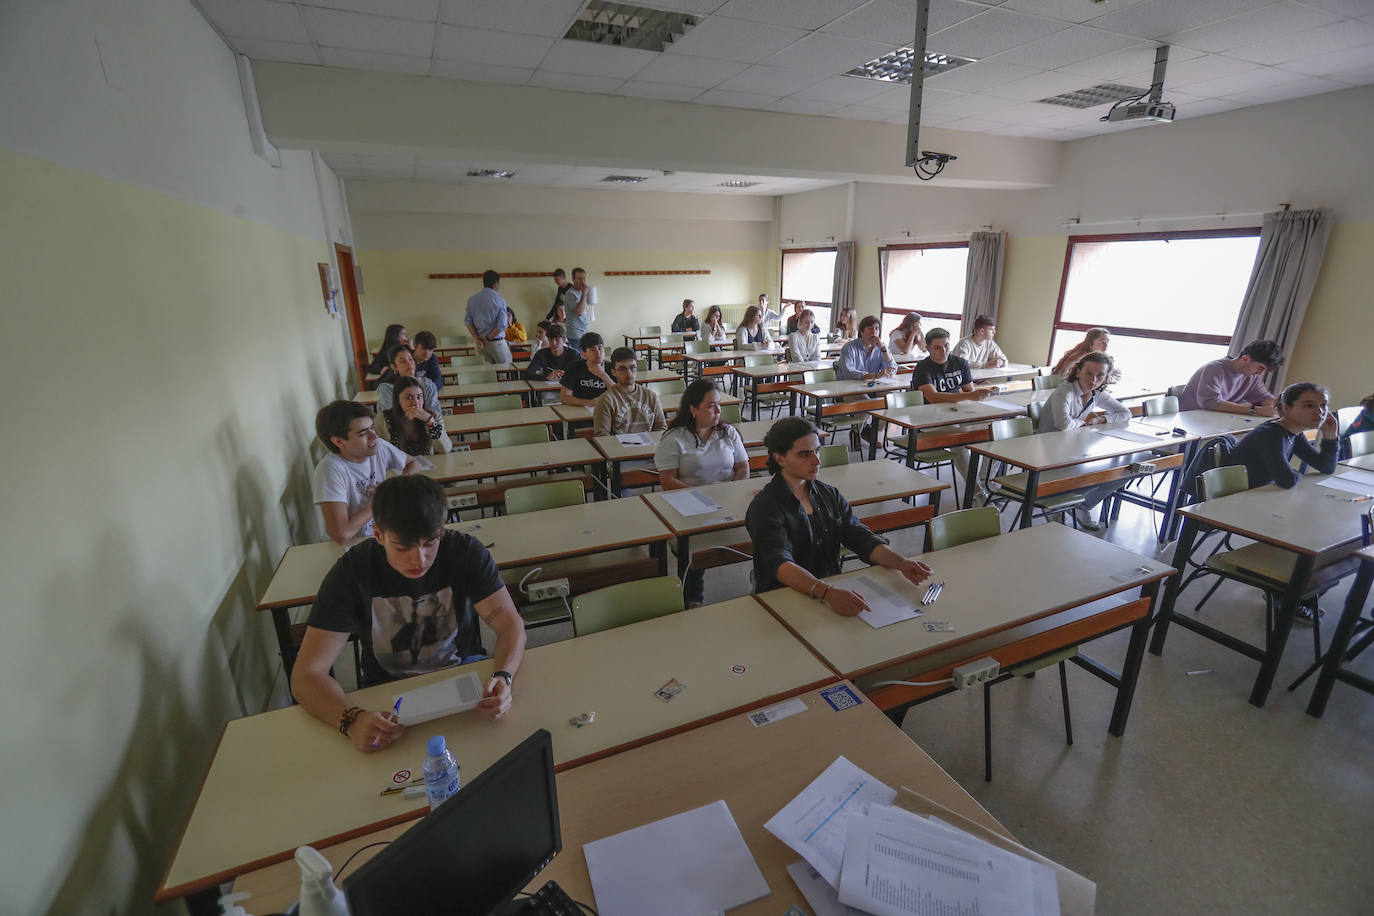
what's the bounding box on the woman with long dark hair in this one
[384,376,445,456]
[368,324,409,374]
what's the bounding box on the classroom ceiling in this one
[197,0,1374,189]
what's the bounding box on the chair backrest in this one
[1336,405,1363,434]
[1347,430,1374,459]
[570,576,685,636]
[743,354,774,366]
[1032,373,1063,391]
[659,333,688,344]
[927,506,1002,551]
[489,424,548,448]
[683,339,709,354]
[1201,464,1249,500]
[1167,384,1185,399]
[990,416,1033,441]
[886,390,924,409]
[638,325,661,335]
[1141,395,1180,416]
[474,394,524,413]
[647,379,686,400]
[456,369,498,384]
[438,335,461,347]
[1027,400,1043,427]
[503,479,586,515]
[450,354,485,367]
[636,357,650,370]
[803,368,836,385]
[720,403,742,425]
[818,443,849,467]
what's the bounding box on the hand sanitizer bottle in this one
[294,845,351,916]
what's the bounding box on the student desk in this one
[1341,453,1374,472]
[642,338,689,369]
[682,346,783,382]
[622,330,668,351]
[420,438,602,485]
[437,361,521,381]
[1307,542,1374,717]
[641,462,948,581]
[756,522,1174,736]
[1149,476,1369,707]
[157,597,834,904]
[354,379,534,409]
[790,376,909,426]
[590,419,776,494]
[553,393,743,431]
[729,360,832,420]
[525,367,683,399]
[970,362,1040,383]
[866,400,1029,464]
[444,405,562,442]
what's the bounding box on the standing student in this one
[1177,339,1281,416]
[384,377,447,456]
[465,269,510,365]
[504,307,526,342]
[593,347,667,436]
[758,293,780,325]
[671,299,700,335]
[952,316,1008,369]
[368,324,409,375]
[411,331,445,392]
[835,315,895,380]
[559,332,613,406]
[735,305,773,349]
[888,312,926,357]
[703,305,728,345]
[655,380,749,605]
[312,400,421,545]
[1037,352,1132,531]
[786,309,822,362]
[1228,382,1339,490]
[292,475,526,752]
[564,267,596,343]
[1052,327,1111,379]
[548,268,571,320]
[376,344,443,417]
[744,418,932,614]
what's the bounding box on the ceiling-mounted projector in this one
[1106,101,1176,123]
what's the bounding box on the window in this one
[878,243,968,343]
[781,248,836,330]
[1050,229,1261,386]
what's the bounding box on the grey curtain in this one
[1232,208,1332,389]
[831,240,855,330]
[960,230,1006,329]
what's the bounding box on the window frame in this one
[877,241,968,327]
[1048,227,1262,364]
[779,245,838,315]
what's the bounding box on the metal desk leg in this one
[751,376,760,421]
[1149,518,1200,656]
[961,452,981,508]
[905,428,917,469]
[1019,470,1039,529]
[609,459,622,498]
[272,607,298,689]
[1306,558,1374,717]
[1163,438,1201,542]
[1109,580,1161,736]
[653,540,668,576]
[675,534,690,580]
[1250,553,1314,707]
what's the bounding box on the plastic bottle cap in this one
[427,735,446,755]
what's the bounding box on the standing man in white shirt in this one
[564,266,597,344]
[464,269,510,365]
[312,400,421,544]
[952,315,1008,369]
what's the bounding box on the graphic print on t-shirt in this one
[371,587,462,676]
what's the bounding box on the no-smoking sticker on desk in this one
[391,769,412,784]
[730,664,746,676]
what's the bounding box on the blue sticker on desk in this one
[820,684,862,712]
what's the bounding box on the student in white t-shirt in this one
[312,400,421,544]
[786,309,822,362]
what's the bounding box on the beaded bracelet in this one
[339,705,364,736]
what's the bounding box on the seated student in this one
[376,344,443,417]
[1052,327,1113,380]
[888,312,926,357]
[384,376,447,456]
[1178,339,1282,416]
[368,324,409,375]
[671,299,700,335]
[559,332,613,406]
[1341,391,1374,456]
[291,475,526,752]
[594,347,668,436]
[913,328,992,492]
[524,322,581,383]
[655,380,749,605]
[1228,382,1339,489]
[835,306,858,341]
[312,400,421,545]
[735,305,773,349]
[952,315,1008,369]
[702,305,729,345]
[744,418,932,615]
[545,300,568,325]
[835,315,896,380]
[785,299,820,336]
[531,319,551,353]
[786,309,822,362]
[504,307,526,343]
[1037,352,1133,531]
[410,331,446,393]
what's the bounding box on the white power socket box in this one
[951,657,1001,689]
[527,578,570,602]
[447,492,479,510]
[451,443,471,452]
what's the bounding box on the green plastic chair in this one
[638,325,662,335]
[743,354,775,366]
[474,394,524,413]
[803,368,866,445]
[926,506,1001,551]
[1027,400,1043,429]
[881,389,959,499]
[803,368,836,385]
[1031,373,1063,391]
[647,379,686,400]
[570,576,686,636]
[636,357,650,371]
[503,479,585,515]
[456,369,498,384]
[720,403,742,425]
[986,416,1086,527]
[1348,430,1374,459]
[818,443,849,468]
[683,339,709,354]
[449,354,485,367]
[489,424,548,448]
[1142,395,1180,416]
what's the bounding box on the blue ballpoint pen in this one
[372,697,403,749]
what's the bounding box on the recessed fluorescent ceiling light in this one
[564,1,698,52]
[717,180,760,188]
[846,47,975,83]
[602,174,650,183]
[466,168,515,178]
[1038,83,1148,109]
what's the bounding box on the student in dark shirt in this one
[911,328,991,403]
[292,475,526,753]
[368,324,409,375]
[523,322,582,381]
[559,331,613,406]
[1228,382,1339,489]
[1340,391,1374,457]
[671,299,700,334]
[744,418,932,616]
[411,330,445,392]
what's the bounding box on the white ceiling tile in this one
[942,116,1011,132]
[765,96,847,115]
[505,163,575,182]
[1282,42,1374,77]
[538,40,659,78]
[434,26,553,67]
[885,111,911,124]
[717,64,826,95]
[632,53,748,87]
[231,38,321,65]
[1057,43,1201,80]
[715,0,868,30]
[1170,2,1342,53]
[948,93,1045,119]
[694,87,784,107]
[1089,0,1276,41]
[789,74,893,103]
[438,0,584,38]
[199,0,309,42]
[617,81,704,101]
[1177,66,1300,97]
[664,16,809,63]
[865,84,920,110]
[992,26,1140,70]
[1299,0,1374,13]
[823,0,984,45]
[1000,0,1151,25]
[827,104,898,121]
[1223,74,1352,103]
[528,71,626,93]
[762,31,894,74]
[430,60,534,83]
[1163,53,1262,86]
[650,1,733,13]
[983,68,1102,100]
[925,59,1042,92]
[918,88,973,113]
[302,7,436,56]
[1173,96,1249,117]
[313,0,441,22]
[318,47,432,74]
[917,111,961,126]
[930,8,1070,59]
[1227,19,1374,65]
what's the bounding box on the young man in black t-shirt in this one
[912,328,992,498]
[559,331,613,406]
[291,475,526,753]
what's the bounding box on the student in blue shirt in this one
[1228,382,1339,489]
[835,315,896,380]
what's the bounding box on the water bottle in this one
[422,735,461,811]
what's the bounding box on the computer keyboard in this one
[516,881,583,916]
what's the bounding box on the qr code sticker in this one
[820,684,862,711]
[749,711,771,727]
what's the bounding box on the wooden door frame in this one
[335,244,367,384]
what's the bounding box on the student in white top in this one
[312,400,421,544]
[758,293,780,325]
[735,304,773,349]
[786,309,822,362]
[1037,352,1132,531]
[654,380,750,606]
[952,315,1008,368]
[702,305,729,345]
[888,312,927,357]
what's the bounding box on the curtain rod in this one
[1058,206,1285,231]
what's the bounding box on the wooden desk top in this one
[729,360,832,379]
[445,406,560,436]
[1133,409,1265,438]
[1178,475,1371,556]
[642,462,947,537]
[158,598,835,901]
[553,395,742,425]
[685,347,784,363]
[257,539,351,609]
[792,377,909,400]
[970,363,1040,382]
[1341,453,1374,472]
[354,380,531,405]
[590,420,775,462]
[757,522,1174,679]
[967,420,1185,472]
[870,399,1027,431]
[421,438,602,484]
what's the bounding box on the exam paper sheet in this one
[849,572,925,629]
[1092,427,1163,444]
[616,432,653,446]
[660,488,723,517]
[1317,474,1374,496]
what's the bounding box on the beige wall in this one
[1289,222,1374,407]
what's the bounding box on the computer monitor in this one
[344,729,561,916]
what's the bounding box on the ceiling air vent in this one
[717,180,760,188]
[1038,83,1148,109]
[466,169,515,178]
[602,174,650,183]
[564,2,698,52]
[846,47,975,84]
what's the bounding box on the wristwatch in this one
[492,670,514,687]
